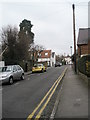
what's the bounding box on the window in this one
[45,53,48,56]
[1,66,12,72]
[38,53,41,57]
[16,65,21,70]
[13,66,17,72]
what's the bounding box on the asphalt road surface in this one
[2,66,66,119]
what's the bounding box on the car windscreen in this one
[34,64,38,67]
[34,64,42,67]
[37,64,43,67]
[0,66,12,72]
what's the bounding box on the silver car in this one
[0,65,24,85]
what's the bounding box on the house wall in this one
[88,41,90,54]
[38,56,56,67]
[39,50,51,58]
[0,61,5,67]
[38,58,51,66]
[50,53,56,66]
[65,57,72,64]
[38,50,56,67]
[38,58,50,62]
[78,44,89,57]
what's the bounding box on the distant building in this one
[64,56,72,65]
[38,50,56,67]
[77,28,90,57]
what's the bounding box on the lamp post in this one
[70,46,72,57]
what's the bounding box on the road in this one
[2,66,66,119]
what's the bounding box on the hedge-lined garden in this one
[78,55,90,77]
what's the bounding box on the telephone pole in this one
[72,4,77,73]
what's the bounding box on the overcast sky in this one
[0,0,89,55]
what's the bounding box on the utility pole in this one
[72,4,77,73]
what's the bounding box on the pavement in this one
[50,65,88,119]
[24,71,32,75]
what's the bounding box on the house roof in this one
[77,28,90,46]
[38,50,51,58]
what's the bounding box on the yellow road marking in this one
[27,67,67,120]
[35,68,67,119]
[27,77,58,119]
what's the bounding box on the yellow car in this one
[32,64,46,73]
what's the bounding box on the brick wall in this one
[78,44,88,56]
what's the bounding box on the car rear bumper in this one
[32,68,42,72]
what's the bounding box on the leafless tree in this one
[1,25,19,64]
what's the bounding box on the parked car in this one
[0,65,24,85]
[55,62,61,67]
[32,64,46,73]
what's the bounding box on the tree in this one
[1,25,19,64]
[17,31,30,60]
[56,55,63,63]
[19,19,34,44]
[1,19,35,70]
[29,43,45,65]
[18,19,34,61]
[34,44,45,63]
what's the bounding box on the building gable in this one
[38,50,51,58]
[77,28,90,46]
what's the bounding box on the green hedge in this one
[18,60,33,72]
[78,55,90,77]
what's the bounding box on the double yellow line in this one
[27,67,67,120]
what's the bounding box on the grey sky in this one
[0,0,89,55]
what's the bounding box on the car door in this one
[13,66,19,80]
[16,65,22,79]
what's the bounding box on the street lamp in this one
[70,46,72,57]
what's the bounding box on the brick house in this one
[77,28,90,57]
[38,50,56,67]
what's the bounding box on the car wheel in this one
[45,69,46,72]
[41,69,44,73]
[21,74,24,80]
[9,77,13,85]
